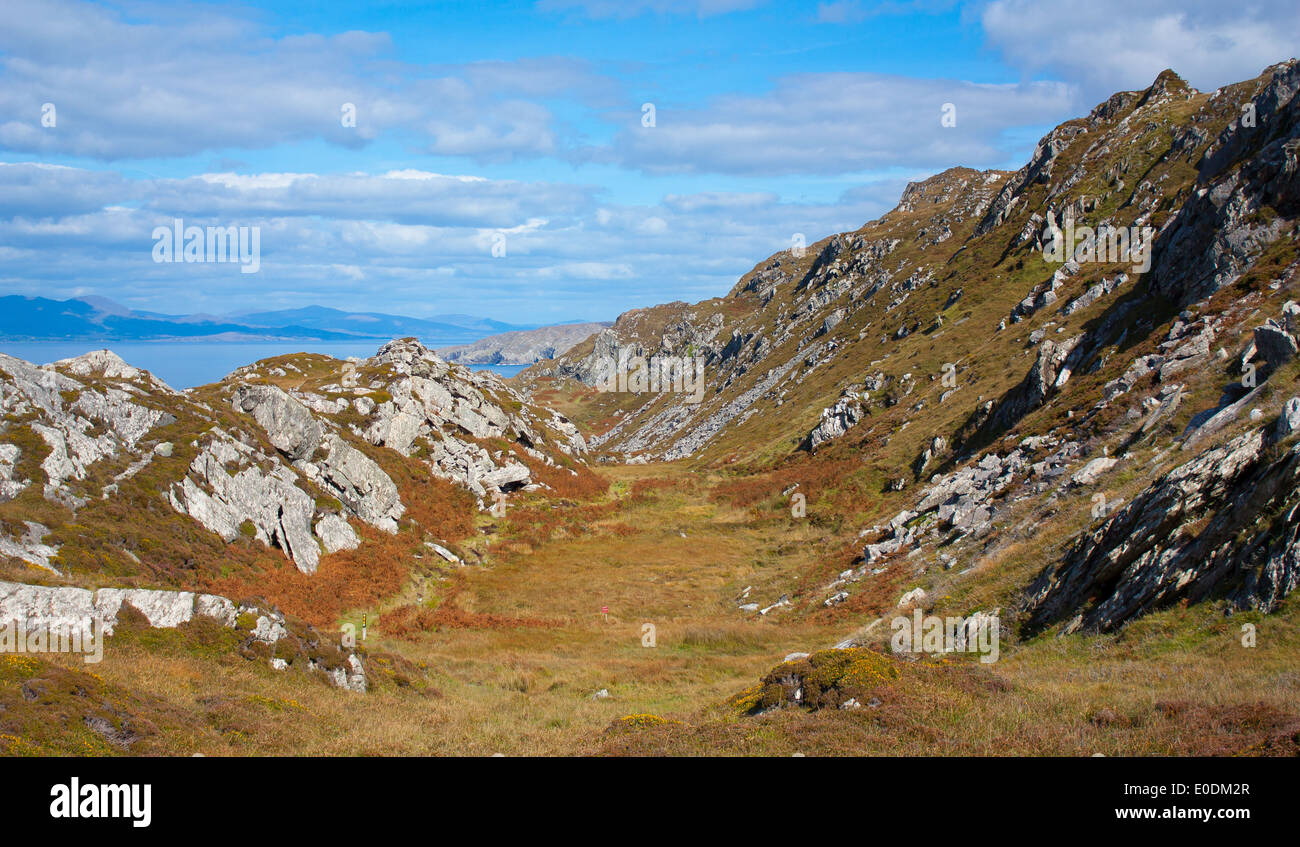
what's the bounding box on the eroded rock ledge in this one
[1022,414,1300,634]
[0,580,366,692]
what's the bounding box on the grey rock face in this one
[1152,60,1300,306]
[1253,321,1298,370]
[1277,397,1300,439]
[1070,456,1118,486]
[314,513,360,553]
[229,384,405,535]
[0,580,97,637]
[307,435,403,533]
[1062,273,1127,316]
[479,461,531,491]
[857,436,1086,573]
[975,123,1086,237]
[0,521,59,572]
[2,580,232,637]
[541,328,623,386]
[0,443,28,501]
[348,338,571,498]
[978,335,1083,440]
[802,395,863,452]
[169,430,320,574]
[1023,426,1300,634]
[55,349,142,381]
[95,589,198,632]
[232,385,323,461]
[370,337,451,379]
[0,352,172,503]
[1283,301,1300,336]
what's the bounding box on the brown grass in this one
[204,525,418,628]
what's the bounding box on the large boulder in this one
[299,435,402,533]
[232,385,323,462]
[314,513,361,553]
[803,395,863,452]
[1023,427,1300,634]
[1254,321,1298,370]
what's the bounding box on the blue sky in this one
[1,0,1295,324]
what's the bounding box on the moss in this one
[610,714,683,731]
[728,683,784,715]
[740,648,902,714]
[314,495,343,512]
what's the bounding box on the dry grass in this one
[6,456,1295,757]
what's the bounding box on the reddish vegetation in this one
[204,526,416,628]
[369,445,477,538]
[1153,701,1300,756]
[200,449,479,628]
[382,574,564,636]
[511,446,609,499]
[627,477,680,503]
[491,499,622,551]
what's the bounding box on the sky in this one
[1,0,1296,324]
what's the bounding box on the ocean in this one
[0,341,528,389]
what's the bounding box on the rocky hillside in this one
[438,321,611,365]
[0,338,594,681]
[2,62,1298,757]
[525,61,1300,635]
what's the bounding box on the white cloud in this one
[0,162,906,321]
[981,0,1300,98]
[0,0,601,162]
[597,72,1073,175]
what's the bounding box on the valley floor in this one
[4,462,1297,757]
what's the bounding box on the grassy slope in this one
[4,452,1297,756]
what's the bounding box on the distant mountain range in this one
[0,296,571,346]
[438,321,611,365]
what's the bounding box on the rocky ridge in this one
[0,337,590,611]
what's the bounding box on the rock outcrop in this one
[1023,418,1300,634]
[2,337,590,581]
[348,338,582,497]
[1152,60,1300,307]
[169,429,323,574]
[0,579,366,691]
[0,351,174,506]
[802,394,864,452]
